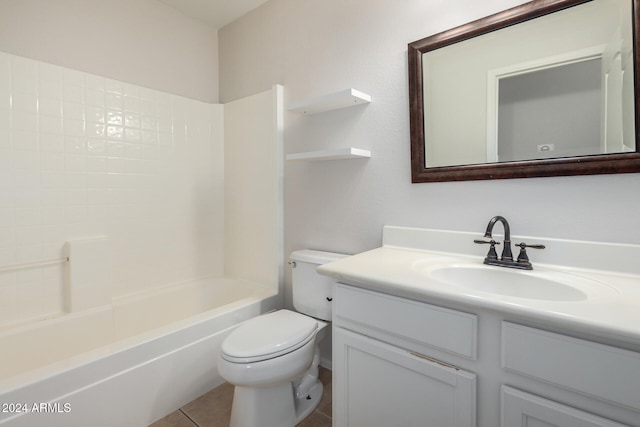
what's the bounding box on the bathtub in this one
[0,277,279,426]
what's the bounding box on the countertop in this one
[317,226,640,348]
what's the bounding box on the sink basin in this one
[418,262,615,301]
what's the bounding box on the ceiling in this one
[157,0,270,29]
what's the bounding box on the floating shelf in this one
[288,89,371,115]
[286,147,371,162]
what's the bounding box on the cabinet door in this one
[333,327,476,427]
[501,386,630,427]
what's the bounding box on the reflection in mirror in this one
[409,0,640,182]
[495,57,605,163]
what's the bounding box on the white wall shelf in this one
[288,88,371,115]
[286,147,371,162]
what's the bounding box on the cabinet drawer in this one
[501,386,629,427]
[502,322,640,411]
[334,283,477,359]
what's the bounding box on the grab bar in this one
[0,257,69,273]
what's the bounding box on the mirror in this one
[408,0,640,182]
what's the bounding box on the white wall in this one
[218,0,640,312]
[0,0,219,103]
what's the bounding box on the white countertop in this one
[317,226,640,347]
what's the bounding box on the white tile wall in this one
[0,52,224,328]
[65,237,112,313]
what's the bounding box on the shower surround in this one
[0,51,224,328]
[0,51,283,425]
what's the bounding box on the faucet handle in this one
[474,239,500,260]
[515,242,545,264]
[474,239,500,245]
[516,242,545,250]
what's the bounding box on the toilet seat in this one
[221,310,318,364]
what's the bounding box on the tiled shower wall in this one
[0,52,224,328]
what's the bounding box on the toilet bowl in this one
[218,310,321,387]
[217,310,327,426]
[217,249,348,427]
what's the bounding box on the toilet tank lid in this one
[290,249,349,265]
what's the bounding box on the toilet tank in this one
[290,249,349,321]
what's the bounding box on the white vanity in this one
[318,226,640,427]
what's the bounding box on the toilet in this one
[217,249,348,427]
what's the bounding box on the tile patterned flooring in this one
[149,367,332,427]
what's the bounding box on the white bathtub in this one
[0,277,279,426]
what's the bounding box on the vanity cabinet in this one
[333,283,477,427]
[321,226,640,426]
[332,283,640,427]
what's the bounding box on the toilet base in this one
[294,380,323,423]
[230,383,296,427]
[228,379,323,427]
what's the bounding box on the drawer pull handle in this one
[326,297,333,302]
[410,352,460,370]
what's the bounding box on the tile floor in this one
[149,367,332,427]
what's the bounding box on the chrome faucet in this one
[474,216,545,270]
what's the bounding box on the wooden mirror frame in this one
[408,0,640,182]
